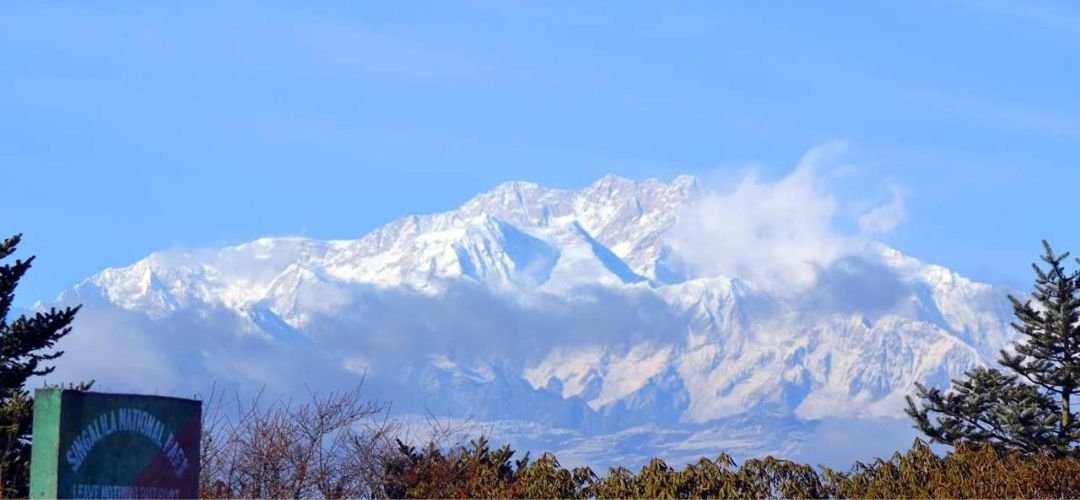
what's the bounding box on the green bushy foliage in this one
[378,436,1080,499]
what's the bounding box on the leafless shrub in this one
[198,380,396,499]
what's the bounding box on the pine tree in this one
[905,366,1060,453]
[0,234,80,497]
[999,240,1080,446]
[906,240,1080,455]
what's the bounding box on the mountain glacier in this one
[49,173,1019,468]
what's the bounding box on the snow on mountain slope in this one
[63,174,697,315]
[52,173,1020,465]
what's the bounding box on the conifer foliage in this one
[0,234,79,497]
[906,240,1080,455]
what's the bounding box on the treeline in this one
[195,386,1080,499]
[379,435,1080,499]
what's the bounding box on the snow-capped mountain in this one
[52,173,1019,467]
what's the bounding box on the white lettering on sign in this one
[64,408,190,478]
[72,483,179,499]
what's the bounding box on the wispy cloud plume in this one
[669,144,906,294]
[858,185,905,236]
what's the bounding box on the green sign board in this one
[29,389,201,499]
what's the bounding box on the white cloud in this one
[668,144,904,294]
[38,307,180,394]
[858,185,905,236]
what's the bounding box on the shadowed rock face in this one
[50,173,1016,468]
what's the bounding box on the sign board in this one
[29,389,201,499]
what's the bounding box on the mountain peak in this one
[670,174,700,193]
[477,180,554,203]
[586,173,700,193]
[591,173,638,188]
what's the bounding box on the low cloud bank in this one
[42,283,688,421]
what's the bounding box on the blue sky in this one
[3,1,1079,306]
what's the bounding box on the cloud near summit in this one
[668,144,907,294]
